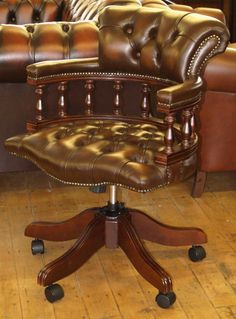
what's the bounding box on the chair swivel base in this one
[25,201,207,307]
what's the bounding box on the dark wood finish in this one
[37,214,105,286]
[25,204,207,291]
[173,0,223,8]
[129,209,207,245]
[25,208,97,241]
[191,170,207,198]
[182,109,192,147]
[141,83,150,118]
[230,1,236,42]
[118,213,173,294]
[35,84,44,121]
[164,114,175,154]
[105,218,119,249]
[84,80,94,115]
[113,80,123,115]
[58,81,67,118]
[28,75,199,168]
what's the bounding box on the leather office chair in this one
[5,6,229,308]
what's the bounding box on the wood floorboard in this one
[0,171,235,319]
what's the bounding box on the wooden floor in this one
[0,170,236,319]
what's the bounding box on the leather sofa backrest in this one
[62,0,141,22]
[0,0,229,83]
[0,0,141,24]
[0,0,227,25]
[98,6,229,82]
[0,0,64,24]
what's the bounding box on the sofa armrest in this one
[204,47,236,93]
[0,21,99,83]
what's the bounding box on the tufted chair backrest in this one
[98,6,229,83]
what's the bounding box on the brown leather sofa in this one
[191,43,236,197]
[0,0,141,172]
[0,0,235,198]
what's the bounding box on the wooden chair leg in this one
[129,209,207,246]
[38,214,105,286]
[191,170,207,198]
[25,208,98,241]
[118,213,173,294]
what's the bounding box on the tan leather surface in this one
[0,0,63,24]
[23,6,229,87]
[198,91,236,171]
[98,6,228,83]
[0,0,229,83]
[5,119,196,191]
[63,0,141,22]
[0,21,99,82]
[194,7,226,24]
[204,47,236,93]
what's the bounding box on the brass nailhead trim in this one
[28,71,177,86]
[187,35,221,76]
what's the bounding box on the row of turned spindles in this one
[34,80,197,152]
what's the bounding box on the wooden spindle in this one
[113,80,123,115]
[35,84,44,121]
[141,83,150,118]
[58,81,68,118]
[190,105,199,139]
[84,80,94,115]
[164,113,175,154]
[182,109,192,147]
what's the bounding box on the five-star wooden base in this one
[25,203,207,299]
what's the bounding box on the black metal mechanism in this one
[100,201,128,218]
[99,185,128,218]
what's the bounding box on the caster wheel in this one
[31,239,44,255]
[45,284,64,303]
[188,245,206,262]
[89,185,106,193]
[156,292,176,308]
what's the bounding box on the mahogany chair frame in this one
[20,72,207,308]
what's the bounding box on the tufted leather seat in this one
[7,118,197,191]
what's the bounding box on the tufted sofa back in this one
[98,6,228,82]
[0,0,64,24]
[0,0,141,24]
[0,0,227,25]
[0,0,229,83]
[62,0,141,22]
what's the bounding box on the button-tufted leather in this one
[0,21,99,82]
[0,0,64,24]
[5,118,196,191]
[0,0,228,83]
[98,6,228,82]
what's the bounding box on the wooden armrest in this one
[157,77,203,113]
[27,58,100,84]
